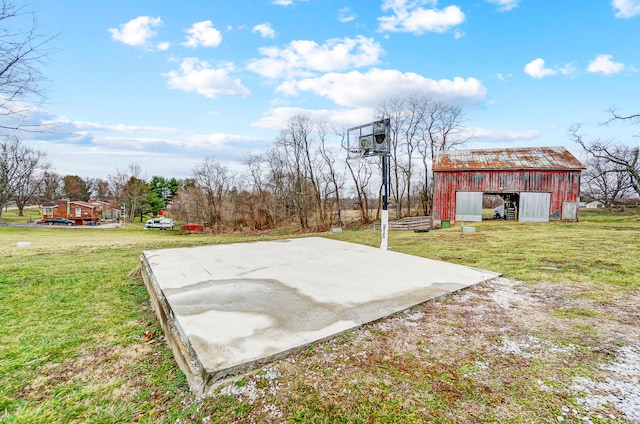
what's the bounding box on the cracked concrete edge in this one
[140,254,208,397]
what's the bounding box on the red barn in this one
[433,146,585,223]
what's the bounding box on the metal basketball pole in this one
[380,152,390,250]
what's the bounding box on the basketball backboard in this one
[347,118,390,159]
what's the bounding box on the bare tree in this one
[38,170,62,201]
[401,95,428,216]
[0,0,55,133]
[170,185,207,227]
[244,154,277,229]
[0,136,49,216]
[108,163,147,222]
[107,169,128,210]
[274,114,329,230]
[193,157,234,232]
[93,178,111,202]
[345,155,374,222]
[317,122,344,225]
[419,100,470,215]
[377,97,409,218]
[340,124,376,222]
[264,147,295,226]
[377,95,470,217]
[603,107,640,127]
[0,138,14,214]
[242,115,346,231]
[581,156,631,208]
[570,123,640,198]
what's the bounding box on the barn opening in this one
[456,192,520,222]
[482,193,519,220]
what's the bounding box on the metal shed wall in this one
[519,192,551,222]
[433,169,582,221]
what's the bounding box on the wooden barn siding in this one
[434,170,581,221]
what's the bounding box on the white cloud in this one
[378,0,465,34]
[71,122,260,150]
[486,0,519,12]
[182,133,266,150]
[163,58,250,99]
[83,135,181,149]
[338,7,356,23]
[524,61,575,79]
[35,115,270,176]
[247,36,384,79]
[273,0,293,5]
[253,23,276,39]
[524,58,558,79]
[70,120,181,135]
[467,127,540,143]
[156,41,170,51]
[252,106,374,130]
[108,16,163,47]
[586,54,626,75]
[45,118,221,156]
[277,68,487,108]
[38,117,183,148]
[612,0,640,18]
[558,63,576,76]
[182,21,222,48]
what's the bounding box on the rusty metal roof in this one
[433,146,585,171]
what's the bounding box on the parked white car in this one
[144,217,174,230]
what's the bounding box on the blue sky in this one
[22,0,640,179]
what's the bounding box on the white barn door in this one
[519,192,550,222]
[455,192,482,222]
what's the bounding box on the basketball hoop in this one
[346,118,391,250]
[346,118,390,160]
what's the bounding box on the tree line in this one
[0,143,182,220]
[571,110,640,208]
[3,105,639,229]
[0,96,470,230]
[170,97,469,232]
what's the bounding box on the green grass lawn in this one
[1,209,639,423]
[0,207,42,223]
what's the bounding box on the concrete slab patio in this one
[140,237,500,396]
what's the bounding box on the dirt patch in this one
[20,343,152,403]
[211,277,640,423]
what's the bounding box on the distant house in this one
[69,201,100,223]
[41,202,61,220]
[433,146,585,223]
[90,200,121,220]
[41,199,100,225]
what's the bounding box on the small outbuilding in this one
[585,200,605,209]
[433,146,585,223]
